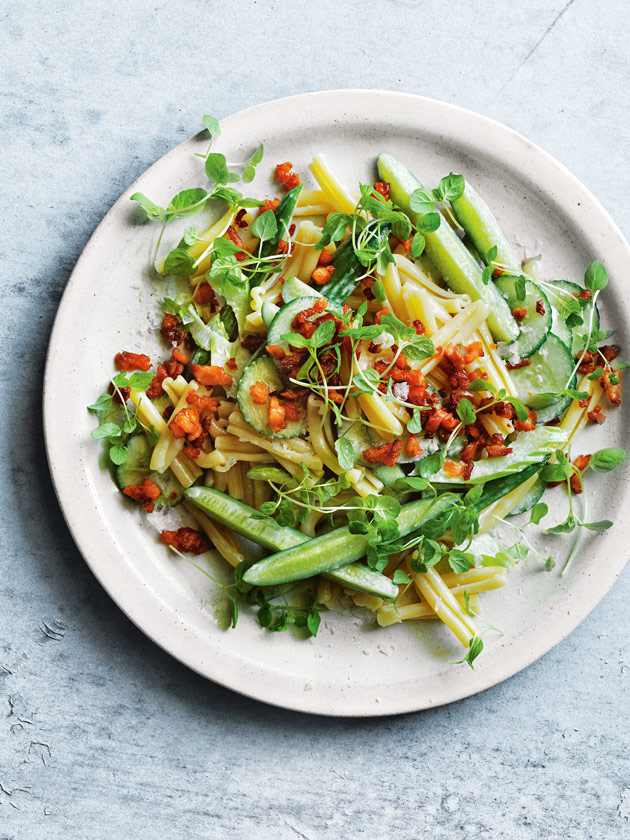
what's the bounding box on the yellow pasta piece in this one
[381,263,405,319]
[227,412,323,470]
[412,574,473,646]
[150,381,198,473]
[317,577,340,607]
[297,189,331,207]
[377,594,479,626]
[403,284,438,336]
[309,154,357,215]
[185,503,246,568]
[189,209,235,276]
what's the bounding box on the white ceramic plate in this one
[44,91,630,716]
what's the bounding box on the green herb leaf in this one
[407,410,423,434]
[87,393,114,413]
[109,444,128,465]
[334,437,355,471]
[545,514,577,534]
[579,519,613,531]
[417,212,441,234]
[530,502,548,525]
[91,422,121,440]
[251,208,278,243]
[130,192,164,220]
[393,570,411,585]
[481,265,492,285]
[164,247,195,277]
[128,371,155,391]
[514,275,527,301]
[467,378,496,393]
[589,447,626,472]
[584,260,608,293]
[205,152,230,184]
[409,187,436,215]
[307,606,321,637]
[202,114,221,140]
[167,188,208,216]
[456,398,476,425]
[416,451,444,478]
[410,232,425,258]
[448,550,474,574]
[438,173,465,201]
[508,396,529,423]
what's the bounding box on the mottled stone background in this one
[1,1,629,837]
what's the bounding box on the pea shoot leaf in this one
[202,114,221,140]
[251,208,278,243]
[584,259,608,293]
[456,398,476,425]
[334,437,355,471]
[529,502,548,525]
[130,192,164,220]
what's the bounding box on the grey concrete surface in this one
[1,1,629,837]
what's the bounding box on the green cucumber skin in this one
[266,296,321,353]
[244,461,547,587]
[427,425,568,485]
[323,565,397,600]
[370,464,406,486]
[534,392,573,424]
[494,275,551,359]
[249,185,302,287]
[450,182,521,273]
[186,486,305,552]
[546,279,600,356]
[324,237,367,305]
[377,154,519,344]
[243,496,453,586]
[282,276,325,303]
[236,353,307,439]
[184,487,397,600]
[261,300,279,328]
[508,333,576,410]
[507,478,546,517]
[472,459,548,510]
[246,465,299,488]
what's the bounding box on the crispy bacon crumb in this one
[170,407,203,440]
[123,478,161,513]
[115,351,151,371]
[363,440,403,468]
[570,454,591,494]
[186,393,220,412]
[405,435,423,458]
[275,162,300,191]
[250,381,270,405]
[312,265,335,285]
[318,248,334,266]
[160,313,186,345]
[511,308,528,322]
[190,364,233,388]
[506,358,531,370]
[160,527,211,555]
[268,396,286,432]
[587,404,606,424]
[535,299,546,316]
[373,181,390,200]
[514,408,537,432]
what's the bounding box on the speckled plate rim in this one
[44,90,630,716]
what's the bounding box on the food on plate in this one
[88,116,626,667]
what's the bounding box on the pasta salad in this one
[88,116,626,667]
